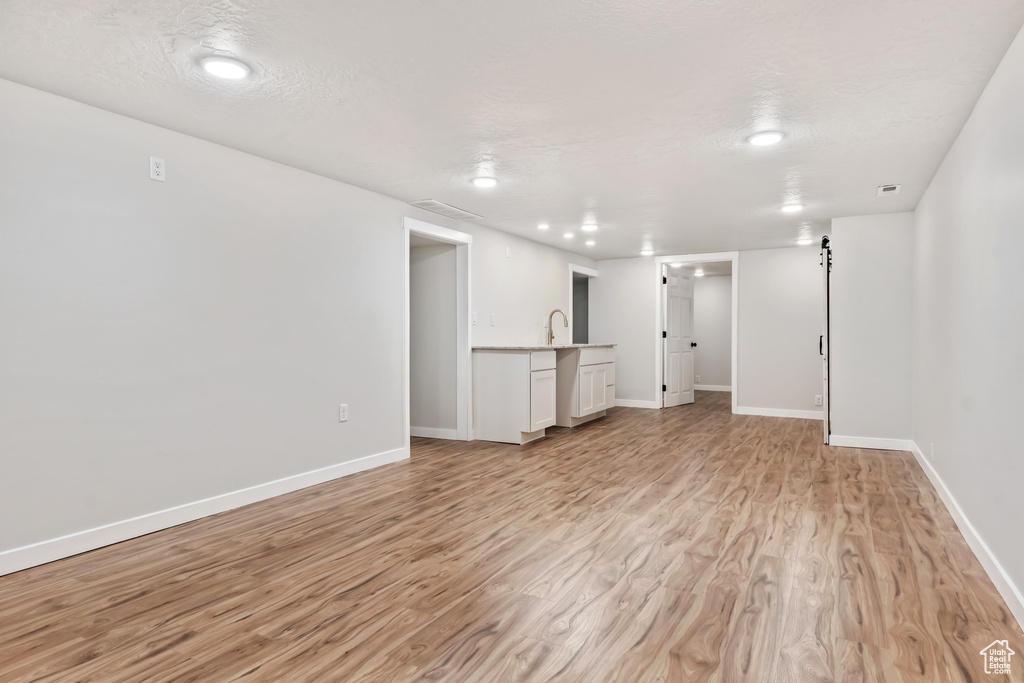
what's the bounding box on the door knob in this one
[690,342,697,347]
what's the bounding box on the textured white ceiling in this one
[2,1,1023,259]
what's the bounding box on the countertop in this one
[472,343,616,350]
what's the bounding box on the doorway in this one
[403,218,472,448]
[654,252,739,413]
[568,264,598,345]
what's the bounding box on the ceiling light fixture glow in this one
[585,240,595,247]
[748,131,784,147]
[781,204,804,213]
[538,223,549,230]
[581,223,598,232]
[670,263,683,268]
[640,250,653,256]
[472,176,498,189]
[796,238,814,246]
[563,232,574,239]
[694,269,705,277]
[201,56,251,80]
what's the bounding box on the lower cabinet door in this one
[592,364,610,411]
[530,369,557,431]
[578,365,596,416]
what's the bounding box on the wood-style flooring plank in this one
[0,391,1020,682]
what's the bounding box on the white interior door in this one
[663,268,695,408]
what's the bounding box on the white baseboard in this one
[615,399,660,409]
[734,406,824,420]
[828,435,914,451]
[0,446,409,578]
[695,384,731,392]
[410,426,459,440]
[907,441,1024,629]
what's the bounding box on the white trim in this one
[403,217,473,443]
[908,442,1024,629]
[734,406,824,420]
[410,426,460,440]
[569,263,599,278]
[0,446,408,577]
[828,435,914,451]
[403,217,473,246]
[615,399,660,409]
[695,384,731,392]
[653,252,739,413]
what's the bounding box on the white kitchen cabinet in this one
[530,369,557,431]
[473,349,557,444]
[472,344,615,444]
[556,346,616,427]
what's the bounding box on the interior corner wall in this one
[737,247,823,415]
[467,226,594,347]
[590,257,658,404]
[693,274,732,388]
[912,22,1024,620]
[410,244,457,434]
[830,213,914,442]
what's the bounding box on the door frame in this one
[403,217,473,448]
[653,252,739,414]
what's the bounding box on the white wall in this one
[0,79,591,571]
[830,213,914,444]
[410,244,457,435]
[737,247,823,416]
[593,250,820,413]
[912,23,1024,622]
[693,275,732,388]
[468,226,594,347]
[590,258,659,405]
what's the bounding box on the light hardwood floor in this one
[1,392,1021,682]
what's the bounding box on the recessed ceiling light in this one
[581,223,598,232]
[563,232,574,239]
[640,250,653,256]
[472,176,498,189]
[585,240,595,246]
[538,223,549,230]
[201,56,251,80]
[694,269,705,277]
[796,238,814,246]
[670,263,683,268]
[781,204,804,213]
[748,131,784,147]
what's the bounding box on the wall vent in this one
[876,184,902,197]
[408,199,482,221]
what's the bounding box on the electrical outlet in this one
[489,313,496,326]
[814,394,823,406]
[695,375,701,383]
[505,246,511,258]
[472,312,477,326]
[339,404,348,422]
[149,156,165,181]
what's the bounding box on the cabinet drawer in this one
[579,346,614,366]
[531,350,556,371]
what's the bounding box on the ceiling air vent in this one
[408,199,482,221]
[876,184,902,197]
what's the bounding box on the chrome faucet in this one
[547,309,568,345]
